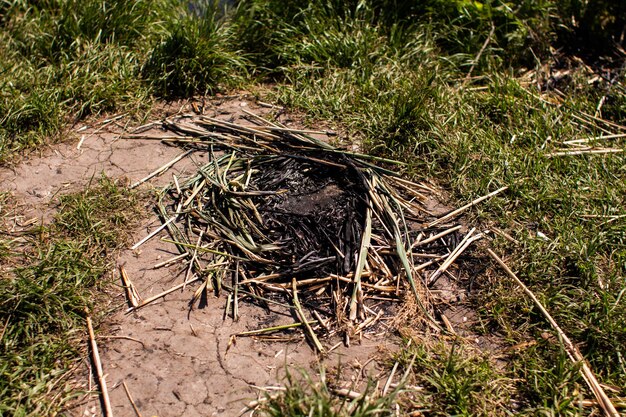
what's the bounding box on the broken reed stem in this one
[126,276,202,313]
[183,230,204,291]
[233,261,240,321]
[77,113,127,149]
[412,225,462,249]
[546,148,623,157]
[350,206,372,321]
[428,186,508,227]
[292,278,325,353]
[85,311,113,417]
[332,388,367,400]
[122,381,144,417]
[486,249,619,417]
[235,321,319,337]
[130,150,193,189]
[119,266,140,307]
[429,228,482,284]
[255,125,337,136]
[153,252,188,268]
[131,216,176,250]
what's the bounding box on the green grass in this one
[0,177,142,415]
[259,368,400,417]
[0,0,248,162]
[1,0,625,414]
[393,340,517,416]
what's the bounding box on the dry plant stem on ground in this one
[487,249,619,417]
[86,311,113,417]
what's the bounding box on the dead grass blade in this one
[428,186,508,227]
[122,381,144,417]
[292,278,325,353]
[130,150,193,189]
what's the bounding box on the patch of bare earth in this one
[0,96,499,417]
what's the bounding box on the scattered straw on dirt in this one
[125,109,497,351]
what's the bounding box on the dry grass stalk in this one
[580,399,626,409]
[99,335,145,347]
[126,276,202,313]
[153,252,189,268]
[122,381,144,417]
[86,311,113,417]
[578,111,626,132]
[332,388,367,400]
[429,228,483,284]
[546,148,623,157]
[382,362,399,396]
[131,216,176,250]
[119,266,141,307]
[292,279,325,353]
[487,249,619,417]
[463,23,495,86]
[77,113,127,149]
[130,150,193,189]
[428,186,508,227]
[563,132,626,145]
[412,225,462,248]
[235,321,319,337]
[350,205,372,321]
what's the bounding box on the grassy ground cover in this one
[1,0,625,415]
[0,178,142,415]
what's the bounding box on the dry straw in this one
[128,111,503,350]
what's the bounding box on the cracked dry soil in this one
[1,98,405,417]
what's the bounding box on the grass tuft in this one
[260,368,399,417]
[142,8,247,98]
[0,177,142,415]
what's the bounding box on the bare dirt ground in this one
[1,97,412,416]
